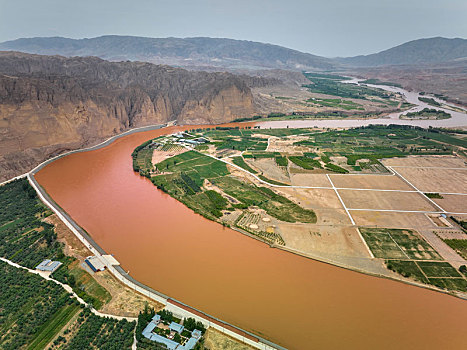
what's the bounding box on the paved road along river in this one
[35,125,467,350]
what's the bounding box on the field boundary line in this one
[385,231,410,259]
[413,261,430,281]
[348,208,467,215]
[389,166,467,170]
[386,166,447,213]
[355,228,375,258]
[326,174,355,225]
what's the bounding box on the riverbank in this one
[26,172,282,350]
[30,122,467,350]
[0,120,283,348]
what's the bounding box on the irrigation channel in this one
[25,80,467,350]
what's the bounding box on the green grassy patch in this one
[385,260,428,282]
[289,156,322,170]
[361,79,402,88]
[275,156,288,167]
[417,261,462,278]
[403,108,450,120]
[303,73,394,100]
[424,192,443,199]
[306,98,364,110]
[428,278,467,292]
[231,156,258,173]
[418,97,441,107]
[360,228,442,260]
[27,303,80,350]
[213,177,316,223]
[443,239,467,259]
[258,175,289,186]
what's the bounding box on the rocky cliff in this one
[0,52,258,181]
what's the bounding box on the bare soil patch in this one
[393,168,467,193]
[434,229,467,240]
[340,190,436,211]
[267,135,309,154]
[329,174,412,190]
[426,214,450,227]
[351,211,436,228]
[152,148,187,165]
[289,173,332,187]
[204,328,254,350]
[314,208,353,226]
[276,188,341,209]
[382,155,466,168]
[45,214,90,259]
[279,224,369,258]
[94,270,164,317]
[433,194,467,213]
[247,158,290,183]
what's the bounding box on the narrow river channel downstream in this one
[35,117,467,349]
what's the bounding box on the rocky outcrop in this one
[0,52,258,181]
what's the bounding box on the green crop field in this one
[442,239,467,259]
[0,179,111,311]
[275,156,288,167]
[231,156,258,173]
[404,108,450,120]
[416,261,462,278]
[303,72,394,100]
[428,278,467,292]
[54,309,135,350]
[258,175,289,186]
[360,228,442,260]
[306,98,364,110]
[362,227,466,292]
[0,260,81,349]
[385,260,428,282]
[133,139,317,237]
[27,303,80,350]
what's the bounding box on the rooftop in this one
[84,256,106,272]
[149,333,178,350]
[169,321,184,333]
[36,259,62,273]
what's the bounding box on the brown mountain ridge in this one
[0,52,261,181]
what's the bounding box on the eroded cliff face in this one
[0,52,257,181]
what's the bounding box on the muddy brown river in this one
[36,125,467,350]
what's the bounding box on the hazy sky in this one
[0,0,465,57]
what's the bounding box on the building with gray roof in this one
[170,321,184,333]
[36,259,62,273]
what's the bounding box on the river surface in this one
[258,77,467,129]
[35,122,467,349]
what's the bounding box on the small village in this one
[142,311,205,350]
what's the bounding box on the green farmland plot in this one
[360,228,408,259]
[360,228,442,260]
[231,156,258,173]
[428,278,467,292]
[443,239,467,259]
[362,227,466,292]
[0,260,80,349]
[416,261,462,278]
[385,260,428,283]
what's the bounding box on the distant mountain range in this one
[338,37,467,67]
[0,36,465,70]
[0,36,334,71]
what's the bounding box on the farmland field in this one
[131,125,467,294]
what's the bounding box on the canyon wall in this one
[0,52,259,181]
